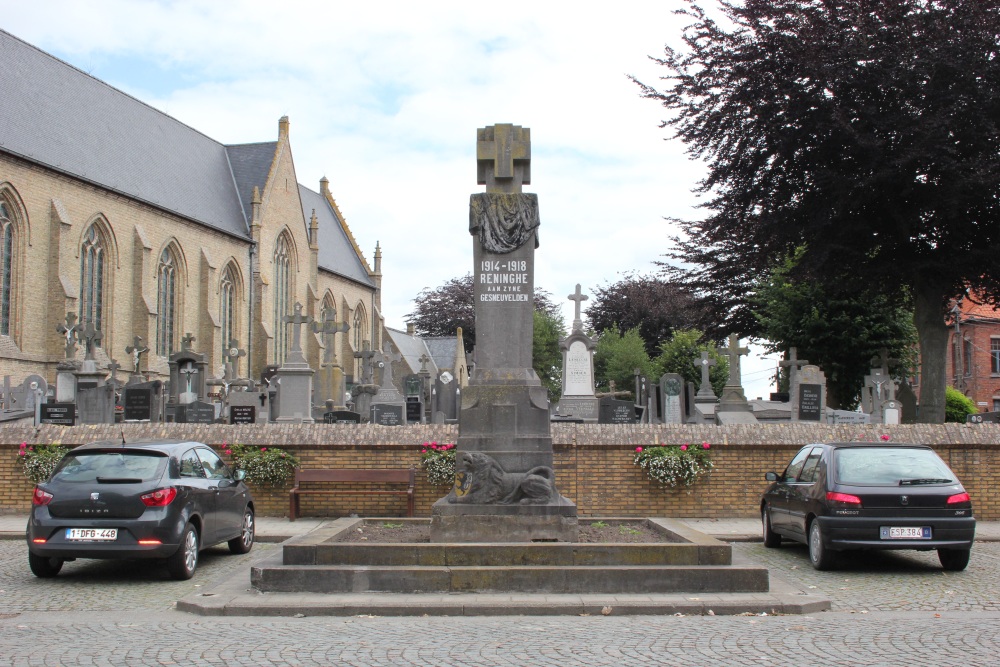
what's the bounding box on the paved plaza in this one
[1,518,999,665]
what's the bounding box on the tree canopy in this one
[654,329,729,398]
[586,273,711,356]
[752,249,918,409]
[637,1,1000,421]
[593,327,655,395]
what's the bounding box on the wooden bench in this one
[288,468,416,521]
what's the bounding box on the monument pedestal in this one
[274,365,315,424]
[430,499,578,542]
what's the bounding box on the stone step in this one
[284,542,732,567]
[251,563,770,594]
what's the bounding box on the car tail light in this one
[32,487,53,506]
[140,487,177,507]
[32,538,47,544]
[138,539,162,545]
[947,492,971,506]
[826,491,862,506]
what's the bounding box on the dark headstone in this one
[798,384,822,421]
[324,410,362,424]
[176,400,216,424]
[770,392,790,402]
[123,386,153,421]
[229,405,256,424]
[406,396,423,423]
[599,397,638,424]
[41,403,76,425]
[371,403,404,426]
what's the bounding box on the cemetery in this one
[1,122,999,534]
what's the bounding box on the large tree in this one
[637,1,1000,422]
[753,249,918,409]
[405,274,558,353]
[586,273,712,356]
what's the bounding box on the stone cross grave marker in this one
[224,338,247,378]
[180,332,196,352]
[354,341,377,385]
[80,321,102,361]
[567,283,587,333]
[282,302,313,366]
[695,351,717,401]
[312,306,349,366]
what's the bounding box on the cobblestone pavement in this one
[2,541,999,666]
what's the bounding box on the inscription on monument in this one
[798,384,822,421]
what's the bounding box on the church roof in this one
[424,336,459,372]
[385,327,439,376]
[226,142,278,224]
[0,29,251,239]
[299,185,374,287]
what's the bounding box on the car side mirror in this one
[233,469,246,481]
[765,472,779,482]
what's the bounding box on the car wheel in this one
[228,507,255,555]
[938,548,971,572]
[762,506,781,548]
[167,523,199,580]
[28,552,63,578]
[808,520,835,570]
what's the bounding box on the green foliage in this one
[227,444,299,487]
[945,387,977,423]
[633,442,713,488]
[594,327,654,394]
[653,329,728,397]
[420,442,456,487]
[533,309,566,400]
[17,442,70,484]
[752,249,918,409]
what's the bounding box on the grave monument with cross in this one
[716,333,758,424]
[430,123,577,544]
[556,284,598,422]
[166,333,209,420]
[54,312,82,401]
[779,347,809,417]
[312,306,350,409]
[351,340,379,418]
[369,341,407,425]
[125,335,150,384]
[274,302,315,423]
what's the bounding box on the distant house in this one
[944,293,1000,413]
[0,29,383,386]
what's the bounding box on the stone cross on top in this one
[312,306,349,366]
[720,334,749,386]
[56,312,80,359]
[779,347,809,388]
[567,284,588,334]
[284,302,312,354]
[477,123,531,194]
[354,340,377,385]
[378,341,403,389]
[126,335,149,374]
[418,353,431,374]
[180,332,196,352]
[695,351,717,397]
[224,339,247,378]
[80,321,102,361]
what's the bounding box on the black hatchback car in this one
[761,442,975,571]
[27,440,254,580]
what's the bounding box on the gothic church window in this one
[0,200,16,337]
[156,248,177,356]
[273,234,292,365]
[353,304,367,379]
[79,224,106,339]
[220,264,238,362]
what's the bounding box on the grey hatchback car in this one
[27,440,254,580]
[761,442,975,571]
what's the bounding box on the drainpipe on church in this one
[247,240,256,379]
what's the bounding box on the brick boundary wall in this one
[1,423,997,519]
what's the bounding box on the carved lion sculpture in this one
[448,451,558,505]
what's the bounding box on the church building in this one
[0,29,383,389]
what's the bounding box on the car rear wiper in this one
[899,478,953,485]
[96,477,144,484]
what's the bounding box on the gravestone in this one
[896,381,918,424]
[351,341,378,419]
[313,306,350,409]
[230,390,267,424]
[369,342,407,423]
[324,409,362,424]
[40,403,76,425]
[122,381,162,422]
[780,347,809,417]
[273,303,316,423]
[167,333,208,405]
[431,123,576,543]
[716,334,758,424]
[404,373,426,424]
[229,404,256,424]
[693,351,718,404]
[599,396,638,424]
[556,284,598,422]
[175,399,216,424]
[795,365,827,423]
[76,384,115,424]
[828,409,871,425]
[659,373,686,425]
[431,370,460,424]
[54,312,81,402]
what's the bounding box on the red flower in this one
[702,442,711,450]
[431,441,438,446]
[224,449,232,455]
[880,434,891,441]
[421,449,427,454]
[635,446,643,453]
[680,444,688,451]
[261,447,267,452]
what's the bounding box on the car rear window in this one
[51,450,168,484]
[834,447,954,485]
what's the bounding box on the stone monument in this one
[430,123,577,543]
[274,302,316,424]
[556,284,598,422]
[716,334,758,424]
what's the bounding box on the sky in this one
[3,0,781,398]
